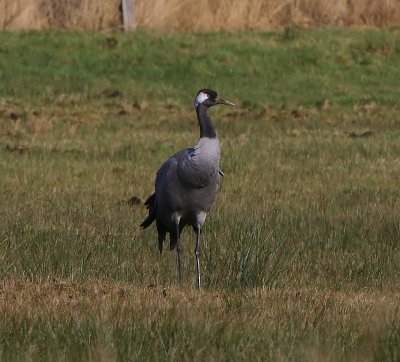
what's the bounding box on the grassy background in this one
[0,28,400,360]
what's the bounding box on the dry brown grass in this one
[1,278,398,330]
[135,0,400,30]
[2,278,398,360]
[1,0,400,31]
[0,0,121,30]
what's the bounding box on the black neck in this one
[196,104,217,138]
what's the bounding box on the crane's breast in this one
[177,157,218,189]
[177,138,221,189]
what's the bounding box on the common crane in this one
[141,88,235,289]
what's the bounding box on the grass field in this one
[0,28,400,360]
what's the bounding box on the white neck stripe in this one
[194,92,209,107]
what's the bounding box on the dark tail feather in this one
[156,220,166,254]
[140,193,156,229]
[144,193,156,208]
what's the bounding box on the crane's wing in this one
[140,154,177,230]
[140,151,187,230]
[154,154,180,192]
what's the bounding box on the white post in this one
[121,0,135,30]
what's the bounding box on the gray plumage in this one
[141,88,235,289]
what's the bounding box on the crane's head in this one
[194,88,235,108]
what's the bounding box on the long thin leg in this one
[195,227,201,290]
[176,223,183,283]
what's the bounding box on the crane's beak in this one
[215,97,236,107]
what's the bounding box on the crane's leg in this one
[195,226,201,290]
[176,222,183,284]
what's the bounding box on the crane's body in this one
[155,136,220,233]
[141,89,235,289]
